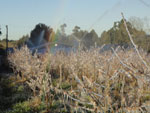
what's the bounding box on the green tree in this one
[100,19,146,47]
[99,19,150,52]
[72,26,80,34]
[82,29,99,48]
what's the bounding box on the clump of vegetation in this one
[0,74,32,113]
[0,40,16,48]
[6,45,150,112]
[1,16,150,113]
[16,35,29,48]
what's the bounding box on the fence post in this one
[6,25,8,56]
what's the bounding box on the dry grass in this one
[0,41,16,48]
[8,46,150,112]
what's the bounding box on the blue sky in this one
[0,0,150,40]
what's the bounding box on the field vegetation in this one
[0,45,147,112]
[0,14,150,113]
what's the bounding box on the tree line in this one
[1,17,150,52]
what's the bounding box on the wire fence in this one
[138,0,150,8]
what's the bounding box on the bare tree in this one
[60,23,67,35]
[129,16,150,34]
[129,16,144,31]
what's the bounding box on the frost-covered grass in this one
[7,46,150,112]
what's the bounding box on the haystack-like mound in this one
[26,23,53,53]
